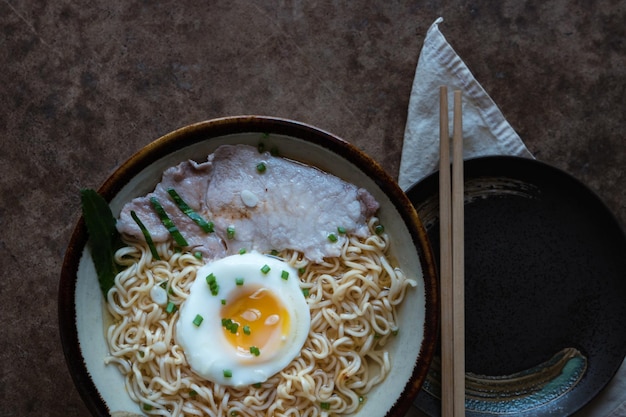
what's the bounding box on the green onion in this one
[223,369,232,378]
[235,277,244,286]
[337,226,346,234]
[206,273,219,296]
[298,267,306,275]
[375,224,385,235]
[222,318,239,334]
[260,264,270,274]
[327,233,338,242]
[194,251,203,260]
[167,188,214,233]
[249,346,260,356]
[243,325,251,335]
[143,403,153,411]
[392,329,399,336]
[150,197,189,247]
[239,248,246,255]
[270,249,279,256]
[193,314,204,326]
[189,390,197,397]
[302,288,310,297]
[256,162,266,173]
[227,226,235,239]
[320,402,331,410]
[253,382,262,388]
[165,301,177,314]
[281,270,289,280]
[130,210,161,260]
[221,299,226,305]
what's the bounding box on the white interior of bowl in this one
[75,132,427,416]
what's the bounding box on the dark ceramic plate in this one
[406,156,626,416]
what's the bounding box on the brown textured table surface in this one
[1,1,624,416]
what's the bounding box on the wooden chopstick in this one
[439,86,465,416]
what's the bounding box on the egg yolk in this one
[221,286,290,358]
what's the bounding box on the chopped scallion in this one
[281,270,289,280]
[130,210,161,260]
[260,264,270,274]
[165,301,177,314]
[235,277,244,286]
[194,251,203,260]
[143,403,153,411]
[189,390,197,397]
[227,226,235,239]
[239,248,246,255]
[375,224,385,235]
[206,273,219,296]
[167,188,214,233]
[302,288,310,297]
[222,318,239,334]
[337,226,346,234]
[243,325,251,335]
[223,369,232,378]
[320,402,331,410]
[249,346,260,356]
[193,314,204,326]
[327,233,338,242]
[150,197,189,247]
[256,162,266,173]
[253,382,262,388]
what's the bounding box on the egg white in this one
[176,252,310,387]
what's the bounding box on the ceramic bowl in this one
[58,115,438,417]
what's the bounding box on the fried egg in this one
[176,252,310,387]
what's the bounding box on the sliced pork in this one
[116,144,379,263]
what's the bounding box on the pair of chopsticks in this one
[439,86,465,416]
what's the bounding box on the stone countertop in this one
[1,1,624,416]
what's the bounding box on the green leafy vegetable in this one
[80,189,125,298]
[130,210,161,260]
[150,197,189,247]
[167,188,214,233]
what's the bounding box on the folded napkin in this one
[400,17,626,417]
[398,17,532,191]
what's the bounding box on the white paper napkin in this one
[398,17,533,191]
[400,17,626,417]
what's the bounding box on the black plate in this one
[407,156,626,416]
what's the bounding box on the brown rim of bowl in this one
[58,115,438,417]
